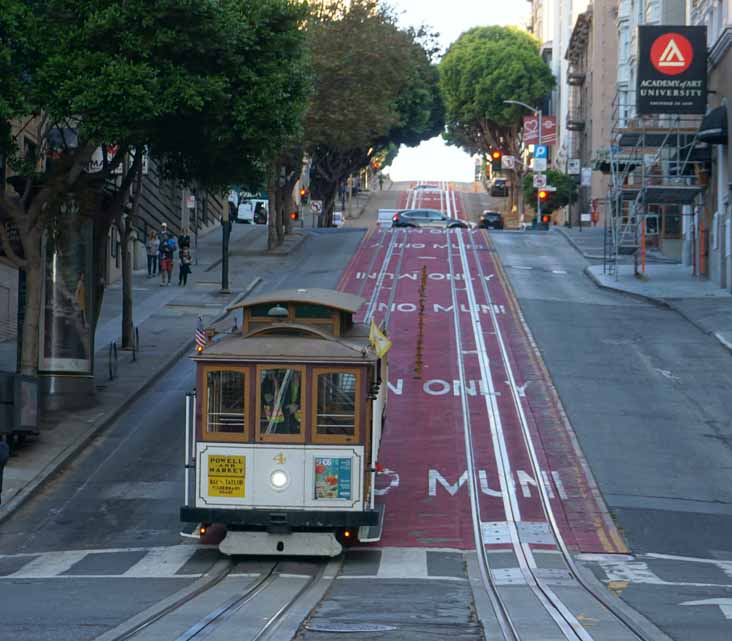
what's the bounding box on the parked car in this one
[478,211,504,230]
[392,209,468,229]
[490,178,508,197]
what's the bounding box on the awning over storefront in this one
[698,105,728,145]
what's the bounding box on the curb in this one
[0,277,262,525]
[583,266,732,356]
[267,231,310,256]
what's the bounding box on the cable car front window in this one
[259,368,303,435]
[316,372,356,436]
[207,370,245,434]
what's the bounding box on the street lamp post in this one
[503,100,543,228]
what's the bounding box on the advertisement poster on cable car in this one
[207,454,246,498]
[314,457,352,500]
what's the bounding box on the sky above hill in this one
[388,1,530,183]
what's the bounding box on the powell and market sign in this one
[637,25,707,115]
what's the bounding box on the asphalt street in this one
[0,227,365,641]
[491,229,732,641]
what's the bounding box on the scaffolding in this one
[604,91,706,277]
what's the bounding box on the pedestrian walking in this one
[146,230,160,277]
[178,247,192,286]
[378,173,384,191]
[159,225,176,286]
[0,436,9,506]
[178,227,191,250]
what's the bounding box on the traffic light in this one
[299,187,309,204]
[290,211,299,221]
[538,190,548,202]
[490,150,502,172]
[541,213,551,224]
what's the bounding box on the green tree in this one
[521,169,578,215]
[439,26,554,215]
[0,0,311,376]
[305,0,443,224]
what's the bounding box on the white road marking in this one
[681,598,732,620]
[122,544,197,578]
[552,269,567,275]
[8,551,88,578]
[654,368,680,382]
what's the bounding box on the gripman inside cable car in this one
[180,288,389,556]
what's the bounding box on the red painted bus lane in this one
[336,185,625,554]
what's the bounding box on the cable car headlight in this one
[270,469,289,490]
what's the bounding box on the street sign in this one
[533,158,547,172]
[637,26,707,114]
[533,174,547,188]
[523,116,558,145]
[544,185,557,192]
[311,200,323,214]
[581,167,593,187]
[502,155,516,170]
[568,159,580,175]
[535,145,548,159]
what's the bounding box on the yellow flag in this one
[369,320,392,358]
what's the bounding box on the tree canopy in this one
[439,25,554,155]
[304,0,444,220]
[0,0,312,376]
[521,169,578,213]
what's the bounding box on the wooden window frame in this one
[255,364,307,444]
[201,365,249,443]
[312,367,361,445]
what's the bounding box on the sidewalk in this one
[0,223,306,521]
[586,262,732,354]
[554,226,679,264]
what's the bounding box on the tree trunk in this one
[267,183,278,251]
[120,221,134,349]
[18,234,42,377]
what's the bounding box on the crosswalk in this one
[0,545,468,581]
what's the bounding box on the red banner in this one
[522,115,557,145]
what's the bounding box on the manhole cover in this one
[305,623,397,633]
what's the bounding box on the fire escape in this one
[605,93,705,276]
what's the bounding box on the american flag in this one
[195,317,207,350]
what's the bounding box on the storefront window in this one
[315,371,358,438]
[206,369,246,437]
[258,367,303,436]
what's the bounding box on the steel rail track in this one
[441,185,593,640]
[102,559,237,641]
[450,185,647,640]
[355,180,417,301]
[251,562,328,641]
[362,182,417,324]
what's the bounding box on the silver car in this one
[391,209,468,229]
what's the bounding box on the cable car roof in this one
[226,288,364,314]
[194,327,377,363]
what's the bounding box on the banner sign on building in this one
[523,115,558,145]
[637,26,707,114]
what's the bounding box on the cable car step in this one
[358,503,385,543]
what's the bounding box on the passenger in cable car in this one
[260,369,302,435]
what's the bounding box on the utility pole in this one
[221,202,232,293]
[536,109,543,226]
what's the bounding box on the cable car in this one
[180,288,387,556]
